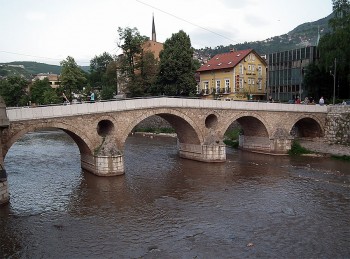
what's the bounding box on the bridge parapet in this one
[6,98,328,122]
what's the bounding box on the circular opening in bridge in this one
[205,114,218,129]
[97,120,114,137]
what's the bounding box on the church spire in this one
[152,13,156,42]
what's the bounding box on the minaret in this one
[152,13,156,42]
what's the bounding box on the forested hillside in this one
[195,13,333,59]
[0,61,89,79]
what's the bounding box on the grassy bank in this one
[331,154,350,161]
[288,141,313,156]
[224,128,241,148]
[134,127,175,134]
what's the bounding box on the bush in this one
[134,127,175,134]
[288,141,312,155]
[224,128,241,149]
[331,154,350,161]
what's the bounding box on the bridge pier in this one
[239,135,292,155]
[81,154,124,176]
[0,167,9,206]
[178,142,226,162]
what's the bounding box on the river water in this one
[0,131,349,258]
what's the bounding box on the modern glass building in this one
[267,46,319,102]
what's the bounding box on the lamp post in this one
[330,58,337,105]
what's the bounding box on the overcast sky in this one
[0,0,332,66]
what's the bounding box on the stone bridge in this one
[1,97,327,178]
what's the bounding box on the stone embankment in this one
[299,140,350,157]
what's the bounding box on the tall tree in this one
[60,56,87,101]
[157,30,198,96]
[89,52,114,89]
[318,0,350,99]
[117,27,148,97]
[117,27,148,77]
[0,76,29,106]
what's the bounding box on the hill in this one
[0,61,90,79]
[0,64,32,79]
[195,13,333,59]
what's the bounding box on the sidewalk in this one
[299,140,350,157]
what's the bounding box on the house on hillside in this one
[32,73,60,89]
[196,49,267,101]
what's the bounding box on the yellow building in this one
[197,49,267,101]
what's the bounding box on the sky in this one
[0,0,333,66]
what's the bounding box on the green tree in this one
[141,50,159,95]
[117,27,149,97]
[157,30,198,96]
[0,76,29,106]
[30,78,60,105]
[60,56,87,101]
[318,0,350,99]
[89,52,114,89]
[304,63,333,99]
[100,60,118,100]
[117,27,148,77]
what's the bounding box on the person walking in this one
[90,92,95,103]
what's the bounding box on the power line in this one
[135,0,239,44]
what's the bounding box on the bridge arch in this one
[120,109,203,147]
[3,121,94,158]
[289,115,324,139]
[220,111,272,139]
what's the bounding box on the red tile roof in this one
[197,49,253,72]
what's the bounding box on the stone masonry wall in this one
[325,106,350,145]
[0,180,9,205]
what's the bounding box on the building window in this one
[248,64,252,71]
[239,64,244,74]
[239,78,244,89]
[225,79,230,93]
[258,80,262,90]
[216,80,221,93]
[258,65,262,76]
[248,78,251,85]
[203,81,209,95]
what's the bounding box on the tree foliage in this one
[157,30,198,96]
[0,76,29,106]
[117,27,148,77]
[30,78,60,105]
[317,0,350,99]
[89,52,114,89]
[89,52,118,100]
[60,56,87,101]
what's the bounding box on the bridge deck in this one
[6,98,328,121]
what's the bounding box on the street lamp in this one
[330,58,337,105]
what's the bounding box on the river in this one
[0,131,349,258]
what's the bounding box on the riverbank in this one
[299,140,350,157]
[134,132,350,158]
